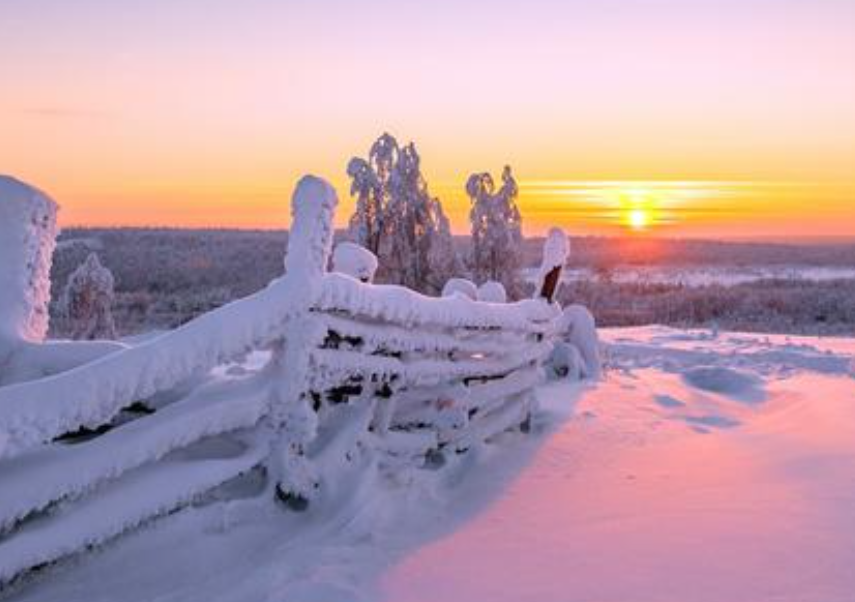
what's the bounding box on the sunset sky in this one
[1,0,853,238]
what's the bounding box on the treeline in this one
[558,278,855,336]
[50,226,855,337]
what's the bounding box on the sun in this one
[627,207,650,231]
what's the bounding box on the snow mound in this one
[333,242,378,283]
[476,281,507,304]
[441,278,477,300]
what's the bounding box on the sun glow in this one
[627,208,651,231]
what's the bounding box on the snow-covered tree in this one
[346,134,459,293]
[467,165,523,297]
[62,253,117,340]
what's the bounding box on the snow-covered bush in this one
[442,277,478,300]
[62,253,118,340]
[557,304,601,378]
[346,133,459,293]
[332,242,378,283]
[477,280,507,303]
[467,165,524,298]
[0,176,58,347]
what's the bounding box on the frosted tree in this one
[467,165,523,297]
[62,253,117,340]
[346,134,459,293]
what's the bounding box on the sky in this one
[1,0,853,238]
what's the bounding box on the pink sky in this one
[1,0,853,236]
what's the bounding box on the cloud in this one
[16,106,113,119]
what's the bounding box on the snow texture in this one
[476,281,507,304]
[441,278,478,300]
[558,304,601,378]
[332,242,378,283]
[0,175,58,346]
[533,227,570,300]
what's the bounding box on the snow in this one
[8,326,855,602]
[558,303,601,378]
[332,242,378,283]
[533,227,569,300]
[6,171,853,602]
[476,280,507,303]
[441,277,477,300]
[0,175,58,346]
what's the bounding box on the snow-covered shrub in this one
[62,253,117,340]
[477,280,507,303]
[547,341,585,380]
[346,133,459,293]
[558,304,601,378]
[442,277,478,300]
[332,242,378,283]
[0,176,58,346]
[467,165,524,298]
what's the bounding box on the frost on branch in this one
[467,165,524,298]
[0,175,58,346]
[346,133,459,293]
[62,253,117,340]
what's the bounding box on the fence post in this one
[268,175,337,507]
[536,227,569,303]
[0,177,58,346]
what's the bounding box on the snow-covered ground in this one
[8,326,855,602]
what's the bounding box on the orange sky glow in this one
[1,0,853,238]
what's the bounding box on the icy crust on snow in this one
[320,273,558,333]
[0,176,58,346]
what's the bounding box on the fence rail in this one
[0,174,571,586]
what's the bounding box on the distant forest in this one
[50,228,855,337]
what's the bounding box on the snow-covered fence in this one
[0,175,567,585]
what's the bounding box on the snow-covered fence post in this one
[0,177,58,380]
[535,228,569,304]
[268,175,338,507]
